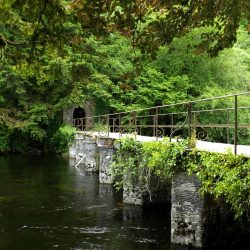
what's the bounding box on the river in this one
[0,155,171,250]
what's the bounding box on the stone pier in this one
[69,133,99,172]
[171,172,250,249]
[96,137,116,184]
[171,172,204,248]
[123,174,171,206]
[123,178,147,205]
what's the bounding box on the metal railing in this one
[72,92,250,154]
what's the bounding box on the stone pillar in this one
[97,137,116,184]
[123,181,148,206]
[69,132,99,172]
[171,172,204,248]
[171,172,250,249]
[123,174,171,206]
[82,134,99,172]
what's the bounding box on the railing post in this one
[155,107,159,141]
[226,109,230,144]
[234,96,238,155]
[170,114,174,135]
[133,111,137,138]
[119,113,121,138]
[78,118,80,131]
[140,116,143,136]
[188,102,192,140]
[84,117,87,131]
[193,112,197,138]
[82,118,84,131]
[112,117,115,133]
[107,115,110,137]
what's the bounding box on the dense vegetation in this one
[0,1,250,153]
[111,137,250,220]
[0,0,249,225]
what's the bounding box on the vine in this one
[187,150,250,220]
[111,137,250,220]
[111,137,145,191]
[111,137,188,201]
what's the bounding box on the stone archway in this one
[73,106,86,130]
[63,101,95,130]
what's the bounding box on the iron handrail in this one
[72,92,250,154]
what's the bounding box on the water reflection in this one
[0,155,170,250]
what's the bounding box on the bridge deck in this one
[88,132,250,157]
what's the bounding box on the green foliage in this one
[143,139,188,180]
[91,123,109,133]
[111,137,188,190]
[0,126,10,153]
[50,125,75,154]
[111,137,144,190]
[0,0,249,217]
[8,127,28,153]
[1,0,249,57]
[153,27,250,97]
[187,150,250,220]
[69,1,250,55]
[111,137,250,220]
[0,0,250,153]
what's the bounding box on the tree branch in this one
[33,0,50,41]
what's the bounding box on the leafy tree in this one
[0,1,250,152]
[70,0,250,56]
[1,0,250,58]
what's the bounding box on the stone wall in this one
[69,133,116,182]
[97,137,116,184]
[84,101,95,130]
[123,181,147,206]
[63,100,95,129]
[69,133,99,172]
[171,172,204,248]
[171,172,250,249]
[123,174,171,206]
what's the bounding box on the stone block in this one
[171,172,204,248]
[97,137,116,184]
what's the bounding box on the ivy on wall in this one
[111,137,250,220]
[187,150,250,220]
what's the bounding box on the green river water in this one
[0,155,171,250]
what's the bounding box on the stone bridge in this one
[69,131,250,249]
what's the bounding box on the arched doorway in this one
[73,106,86,130]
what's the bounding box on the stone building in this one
[63,101,95,130]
